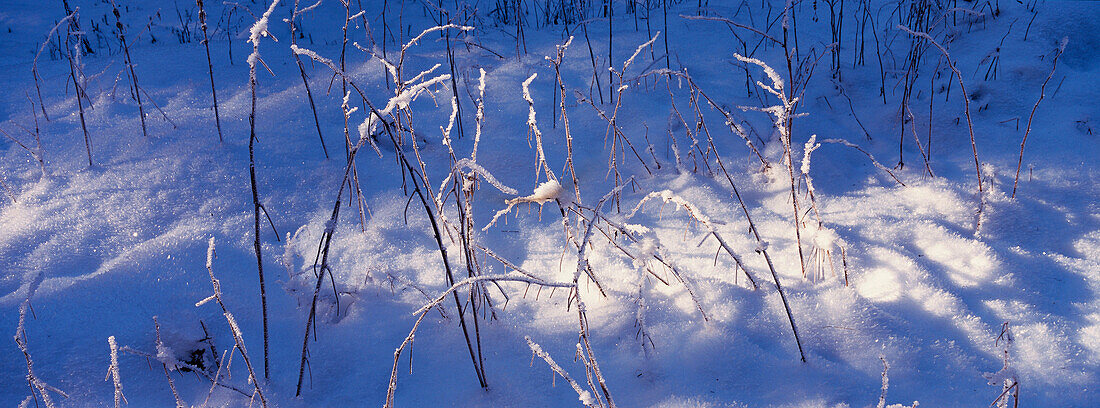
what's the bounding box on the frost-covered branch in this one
[413,273,573,316]
[106,336,126,408]
[197,237,267,407]
[14,272,67,408]
[525,336,598,407]
[628,190,758,288]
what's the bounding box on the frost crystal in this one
[156,343,178,371]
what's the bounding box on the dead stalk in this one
[290,0,330,157]
[246,0,282,380]
[111,1,148,138]
[196,0,224,141]
[898,25,985,235]
[1012,38,1066,198]
[153,317,186,408]
[106,336,126,408]
[15,272,68,408]
[197,238,268,407]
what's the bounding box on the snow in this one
[1,0,1099,407]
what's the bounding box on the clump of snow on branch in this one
[360,73,452,137]
[155,342,178,371]
[484,180,564,231]
[247,0,281,67]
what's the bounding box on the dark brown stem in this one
[899,26,984,234]
[1013,41,1065,198]
[202,239,267,407]
[197,0,223,141]
[112,2,148,138]
[64,23,92,167]
[246,14,272,380]
[290,0,329,158]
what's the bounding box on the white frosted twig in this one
[34,13,75,64]
[679,14,782,44]
[106,336,126,408]
[413,273,573,316]
[734,53,786,100]
[878,356,890,408]
[391,74,451,112]
[735,50,812,292]
[623,32,661,74]
[359,74,451,137]
[375,51,399,81]
[402,24,473,51]
[572,298,615,407]
[384,311,428,408]
[290,44,447,150]
[799,134,842,282]
[573,184,629,286]
[441,96,458,146]
[224,314,246,356]
[153,317,186,408]
[471,244,540,280]
[201,349,231,408]
[406,63,443,86]
[289,44,332,65]
[800,135,821,195]
[198,237,267,407]
[246,0,281,68]
[546,37,584,204]
[522,73,557,183]
[291,0,323,17]
[15,271,66,408]
[628,190,710,225]
[525,336,597,407]
[472,68,487,162]
[627,191,759,291]
[437,158,519,201]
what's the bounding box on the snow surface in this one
[1,0,1098,407]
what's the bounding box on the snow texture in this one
[0,1,1098,407]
